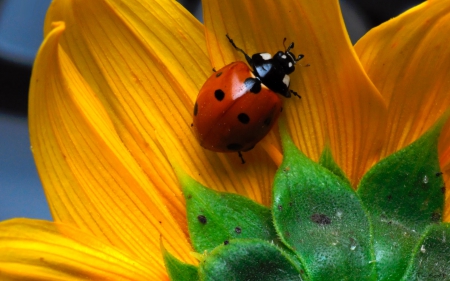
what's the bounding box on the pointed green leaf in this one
[358,120,445,280]
[163,247,199,281]
[319,145,351,186]
[402,223,450,280]
[272,122,376,280]
[179,173,278,253]
[199,239,306,281]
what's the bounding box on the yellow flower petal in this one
[43,0,280,209]
[43,0,210,216]
[203,0,387,186]
[0,219,161,280]
[29,21,194,265]
[355,0,450,159]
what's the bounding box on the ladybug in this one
[192,34,304,163]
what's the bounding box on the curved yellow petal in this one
[43,0,279,210]
[43,0,208,216]
[0,219,161,280]
[29,22,194,265]
[355,0,450,160]
[203,0,387,187]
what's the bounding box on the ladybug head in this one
[274,42,304,75]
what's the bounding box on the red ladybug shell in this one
[192,61,282,152]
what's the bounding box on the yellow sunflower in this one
[1,0,450,279]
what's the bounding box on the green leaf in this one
[199,239,305,281]
[402,223,450,280]
[319,145,351,186]
[178,172,278,253]
[357,120,445,280]
[272,122,376,280]
[163,246,199,281]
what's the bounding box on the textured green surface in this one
[402,223,450,280]
[199,239,304,281]
[319,145,351,187]
[180,175,278,253]
[272,124,376,280]
[358,121,445,280]
[163,247,199,281]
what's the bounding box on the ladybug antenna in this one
[295,54,310,67]
[226,34,252,65]
[282,38,295,53]
[295,54,305,62]
[286,42,294,53]
[282,38,305,63]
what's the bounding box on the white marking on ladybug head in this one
[288,62,293,68]
[282,74,290,87]
[260,53,272,60]
[281,54,287,59]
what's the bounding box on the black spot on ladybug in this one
[263,115,272,127]
[311,213,331,225]
[237,113,250,124]
[227,143,243,151]
[215,71,223,77]
[197,215,207,224]
[215,89,225,101]
[224,240,229,245]
[436,172,443,177]
[190,123,193,127]
[244,77,261,94]
[193,102,198,116]
[235,227,242,234]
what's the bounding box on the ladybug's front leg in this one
[290,89,302,99]
[237,151,246,164]
[226,34,254,67]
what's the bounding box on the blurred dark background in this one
[0,0,423,220]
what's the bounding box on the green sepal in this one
[402,223,450,280]
[319,145,351,186]
[162,246,199,281]
[179,172,278,253]
[357,119,446,280]
[199,239,306,281]
[272,121,376,280]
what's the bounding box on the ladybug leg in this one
[226,34,253,66]
[237,151,246,164]
[290,90,302,99]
